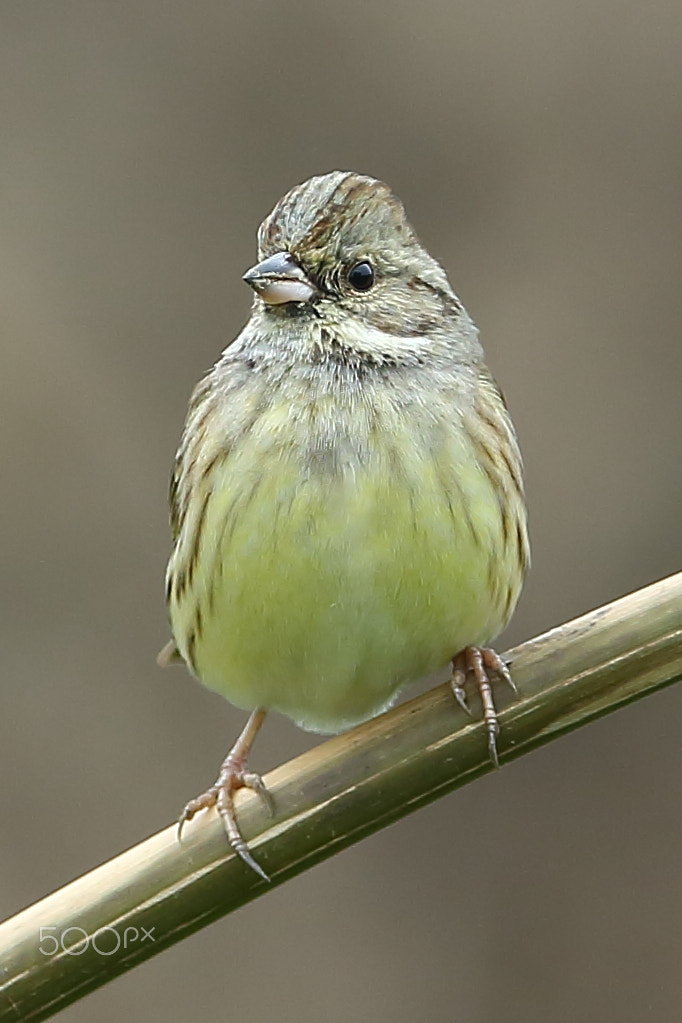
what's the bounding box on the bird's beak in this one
[242,251,317,305]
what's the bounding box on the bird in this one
[159,170,530,881]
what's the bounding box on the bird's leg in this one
[178,707,273,881]
[450,647,517,768]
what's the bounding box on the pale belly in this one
[170,419,517,734]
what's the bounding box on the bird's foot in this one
[450,646,517,768]
[178,750,273,882]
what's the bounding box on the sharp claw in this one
[178,779,272,880]
[451,677,474,717]
[483,649,517,694]
[232,840,271,882]
[215,774,271,881]
[179,763,272,879]
[177,786,219,840]
[505,674,519,696]
[177,709,270,877]
[487,731,500,769]
[450,646,519,767]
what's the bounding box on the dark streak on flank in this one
[443,465,481,550]
[471,434,499,484]
[169,467,181,539]
[516,516,531,573]
[500,502,513,547]
[185,629,197,675]
[173,565,187,602]
[470,430,514,573]
[186,489,211,590]
[192,397,217,445]
[200,448,229,484]
[495,440,524,501]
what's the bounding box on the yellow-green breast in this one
[169,382,525,734]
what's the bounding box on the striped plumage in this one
[162,172,529,874]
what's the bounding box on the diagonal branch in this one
[1,572,681,1022]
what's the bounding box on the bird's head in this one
[243,171,472,356]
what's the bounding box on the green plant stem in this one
[1,572,681,1022]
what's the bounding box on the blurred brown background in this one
[1,2,681,1020]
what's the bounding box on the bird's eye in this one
[347,261,375,291]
